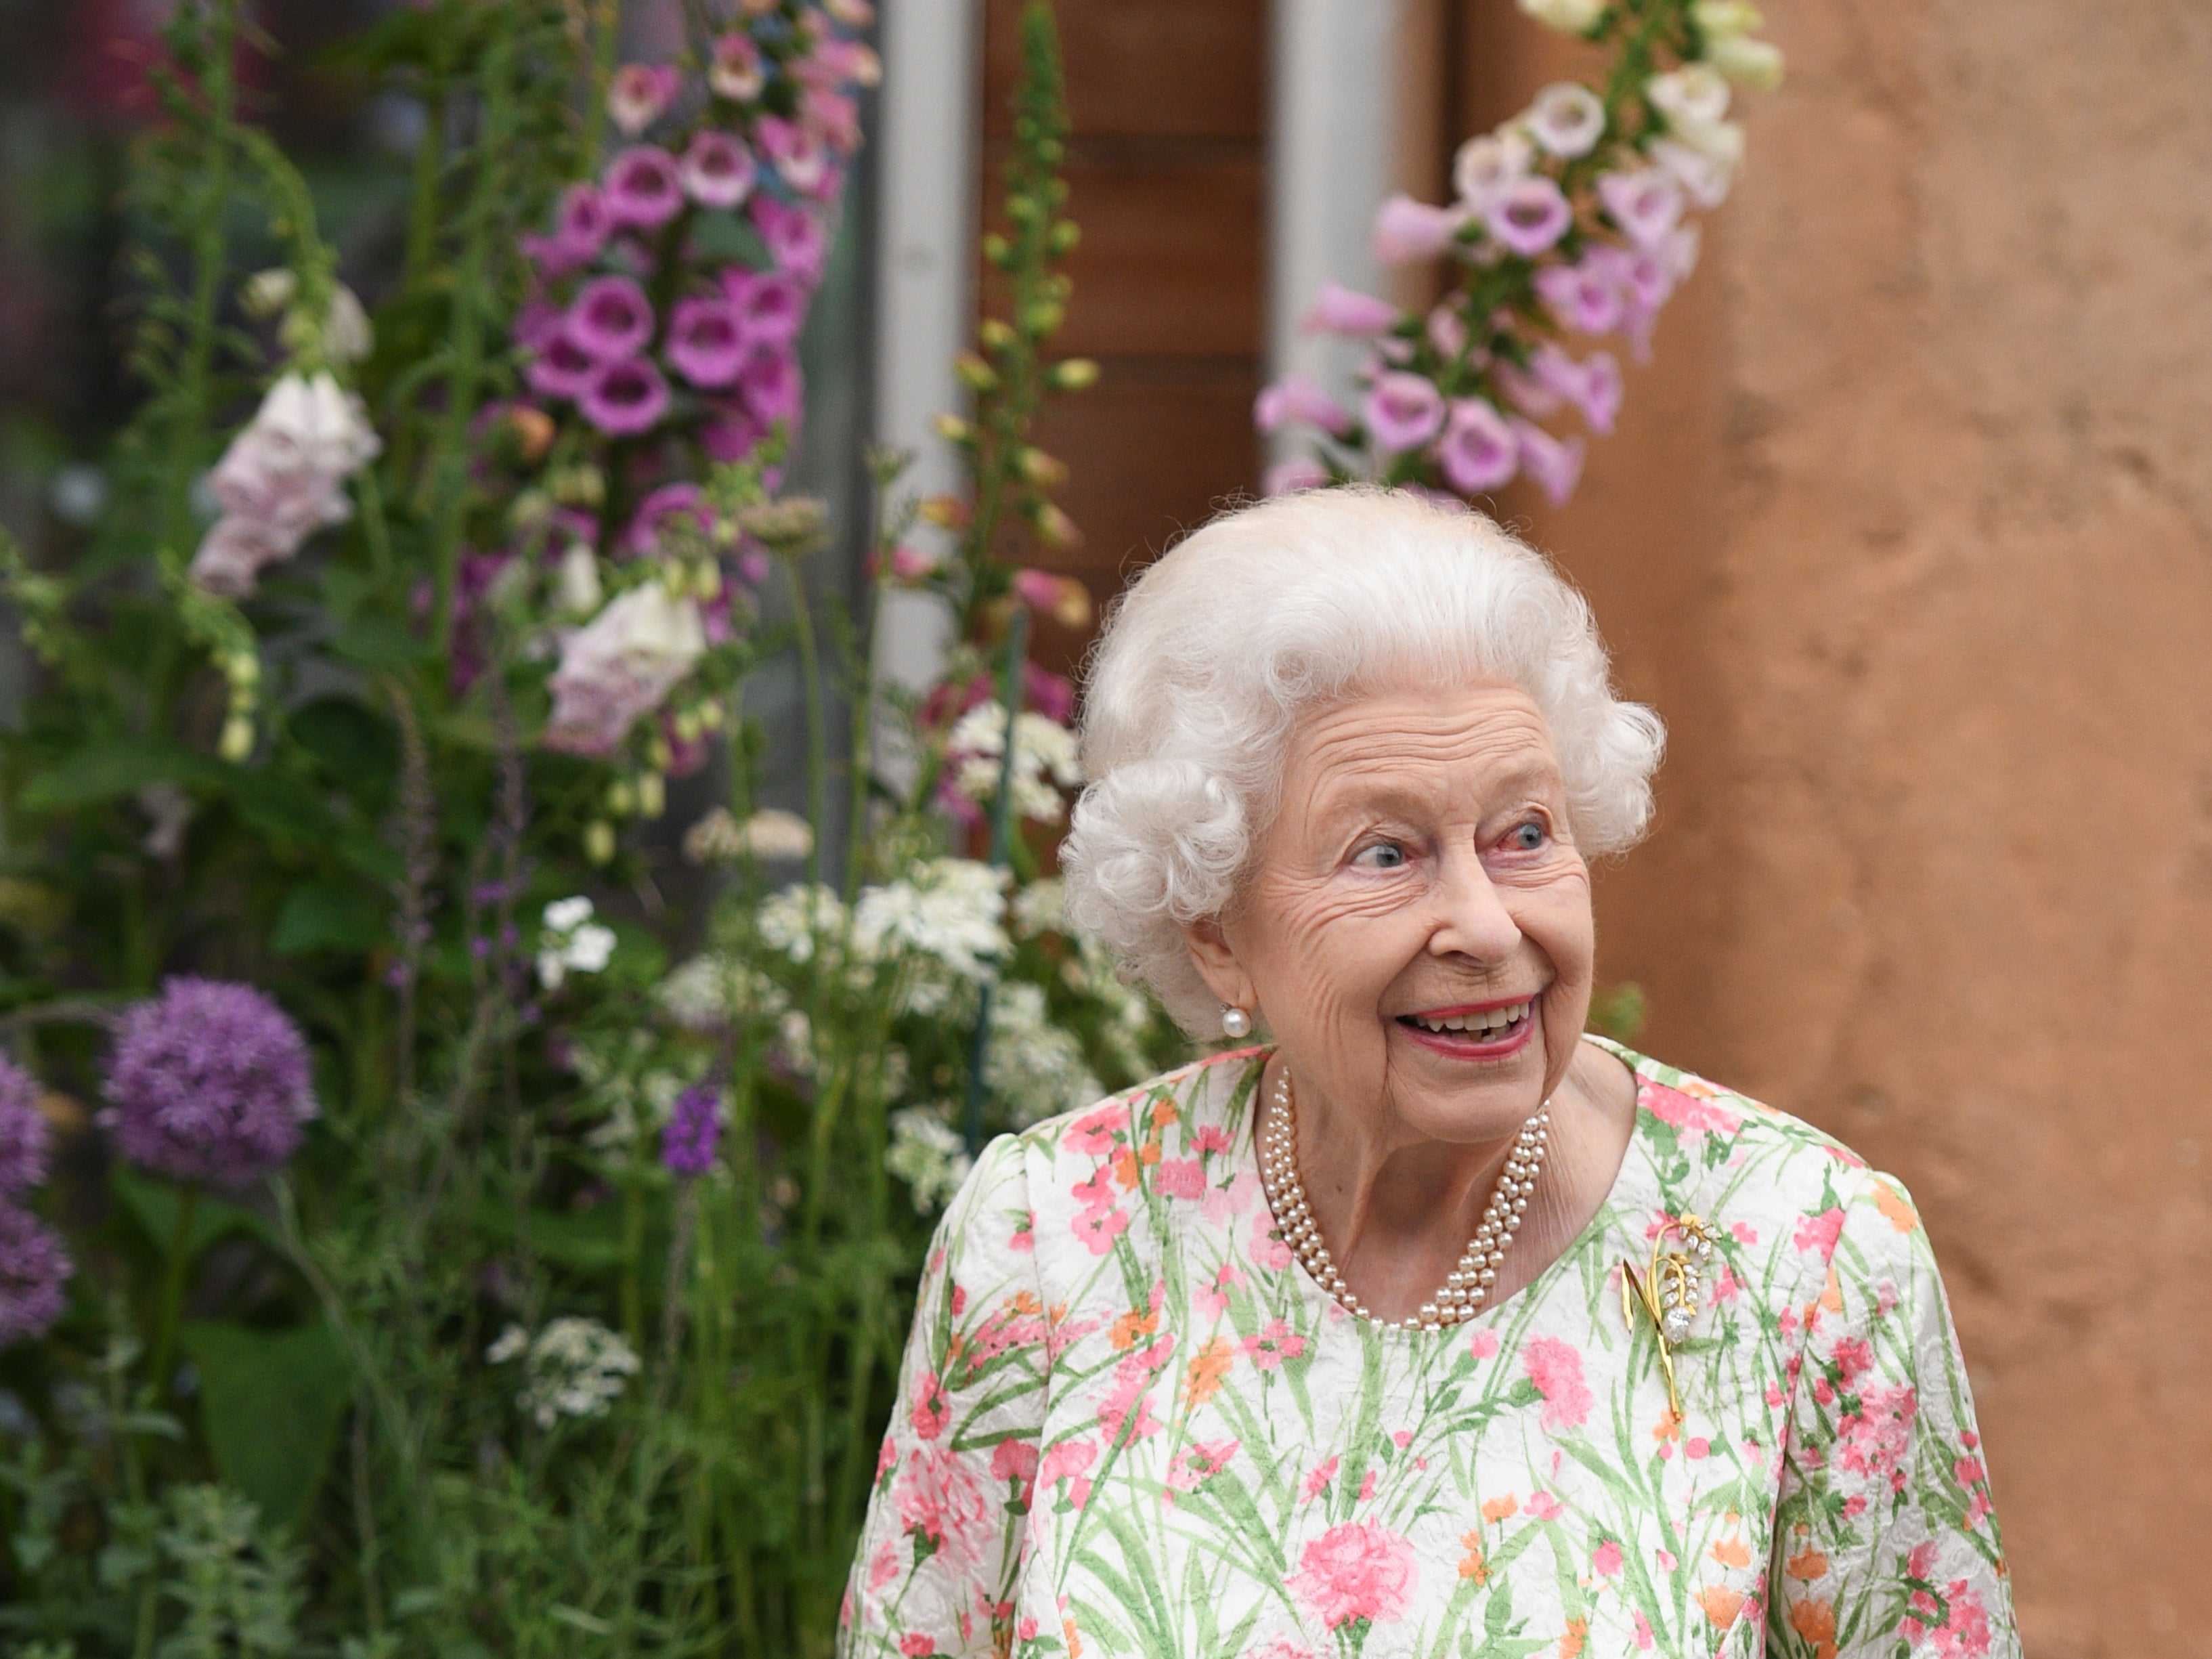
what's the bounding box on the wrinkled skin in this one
[1183,683,1638,1321]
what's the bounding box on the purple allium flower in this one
[660,1084,722,1176]
[607,63,681,137]
[1437,397,1519,493]
[568,276,656,363]
[1301,280,1398,337]
[1535,260,1624,336]
[624,483,711,557]
[1484,175,1572,257]
[0,1058,49,1197]
[1362,371,1447,452]
[603,146,686,231]
[708,32,766,102]
[1371,194,1465,265]
[750,197,827,286]
[100,977,316,1190]
[1253,373,1352,437]
[525,326,601,400]
[679,131,757,209]
[737,343,802,426]
[1511,418,1586,506]
[1596,167,1685,251]
[666,297,749,387]
[721,269,808,346]
[580,358,672,437]
[0,1204,70,1348]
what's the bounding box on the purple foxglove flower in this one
[666,296,748,387]
[751,198,828,286]
[1596,167,1685,251]
[679,130,757,209]
[1452,130,1534,212]
[512,299,564,352]
[0,1058,49,1197]
[1534,260,1624,336]
[1371,194,1467,265]
[624,483,710,558]
[802,87,864,156]
[1301,281,1399,337]
[1253,373,1351,437]
[1362,371,1447,453]
[708,32,766,102]
[101,977,317,1190]
[722,268,808,345]
[187,515,288,601]
[737,343,802,426]
[701,402,766,462]
[1437,397,1519,493]
[0,1204,70,1348]
[1492,357,1559,418]
[1263,458,1329,496]
[525,324,601,400]
[1571,351,1622,435]
[757,116,830,195]
[524,184,613,278]
[603,146,685,231]
[568,276,656,363]
[1525,82,1607,158]
[662,1083,722,1176]
[1511,418,1586,505]
[607,63,681,137]
[544,582,707,755]
[580,358,672,437]
[1427,305,1471,363]
[1649,137,1735,209]
[1483,175,1572,257]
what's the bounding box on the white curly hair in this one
[1060,487,1665,1033]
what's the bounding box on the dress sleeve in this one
[1764,1173,2022,1658]
[839,1132,1049,1658]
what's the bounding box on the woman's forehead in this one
[1284,687,1565,809]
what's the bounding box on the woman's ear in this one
[1180,916,1256,1012]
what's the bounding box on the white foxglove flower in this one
[1524,83,1607,159]
[1515,0,1605,32]
[542,581,708,756]
[1646,64,1732,128]
[1452,130,1535,213]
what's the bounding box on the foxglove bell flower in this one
[666,297,748,387]
[1363,372,1447,453]
[1437,397,1519,494]
[1453,131,1535,211]
[0,1205,70,1348]
[1525,83,1607,158]
[722,269,808,345]
[757,116,830,195]
[101,977,317,1190]
[1597,167,1687,249]
[568,276,656,362]
[1264,458,1330,496]
[581,358,671,437]
[708,33,766,102]
[189,372,381,597]
[1372,194,1468,264]
[623,483,711,558]
[1511,418,1586,506]
[737,344,802,425]
[680,131,756,210]
[1302,282,1399,337]
[525,326,601,400]
[603,146,685,230]
[607,64,681,136]
[1253,374,1352,437]
[1484,176,1572,257]
[1536,261,1625,336]
[0,1058,49,1197]
[750,197,827,285]
[544,582,708,756]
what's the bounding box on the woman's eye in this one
[1505,821,1546,852]
[1352,841,1407,870]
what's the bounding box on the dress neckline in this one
[1228,1036,1657,1339]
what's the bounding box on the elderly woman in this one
[841,490,2017,1659]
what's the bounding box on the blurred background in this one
[3,1,2206,1650]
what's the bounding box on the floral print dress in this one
[840,1039,2018,1659]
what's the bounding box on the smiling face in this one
[1186,682,1596,1152]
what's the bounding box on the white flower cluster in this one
[485,1316,641,1429]
[658,950,787,1033]
[884,1106,973,1214]
[986,981,1103,1127]
[684,806,815,865]
[188,372,382,599]
[568,1026,687,1148]
[755,860,1010,987]
[946,704,1083,825]
[538,896,617,990]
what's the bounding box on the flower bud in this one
[933,413,975,446]
[636,771,666,819]
[1049,358,1100,391]
[981,233,1013,269]
[585,821,617,864]
[978,318,1017,353]
[1706,34,1784,89]
[1016,448,1069,488]
[219,714,255,762]
[919,494,973,530]
[1048,220,1081,257]
[225,651,260,689]
[509,405,557,462]
[1020,301,1065,339]
[241,268,298,319]
[1028,501,1081,553]
[955,352,999,393]
[1516,0,1605,33]
[607,779,636,816]
[1690,0,1762,36]
[697,699,725,730]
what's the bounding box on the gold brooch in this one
[1620,1212,1717,1419]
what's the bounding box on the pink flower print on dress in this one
[1201,1169,1260,1227]
[1196,1262,1245,1319]
[1468,1327,1500,1360]
[1167,1438,1240,1496]
[1794,1207,1846,1261]
[1836,1383,1919,1490]
[1644,1081,1744,1135]
[1154,1157,1205,1200]
[909,1371,949,1440]
[1521,1335,1594,1434]
[1070,1203,1129,1256]
[1524,1490,1564,1520]
[1252,1229,1294,1272]
[1039,1438,1096,1490]
[1594,1539,1623,1576]
[1062,1103,1124,1158]
[1301,1455,1338,1501]
[1286,1520,1419,1631]
[893,1444,992,1570]
[1191,1125,1232,1155]
[1242,1319,1306,1371]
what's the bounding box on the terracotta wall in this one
[1454,3,2212,1650]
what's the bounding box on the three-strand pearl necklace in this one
[1255,1064,1550,1333]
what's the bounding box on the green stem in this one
[842,574,885,901]
[401,89,446,295]
[961,606,1028,1151]
[160,0,240,563]
[144,1184,200,1407]
[582,0,624,163]
[781,559,830,892]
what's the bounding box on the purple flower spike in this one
[1437,397,1519,494]
[737,344,803,426]
[1534,261,1624,337]
[1253,373,1352,437]
[1362,371,1447,453]
[100,977,316,1190]
[607,63,681,137]
[581,358,672,437]
[722,270,808,347]
[0,1205,70,1348]
[0,1058,49,1197]
[568,276,656,363]
[1301,280,1399,337]
[1484,175,1572,257]
[1511,418,1586,506]
[750,198,827,286]
[667,297,748,387]
[679,131,757,210]
[603,146,686,231]
[1596,167,1685,251]
[661,1083,722,1176]
[526,326,601,400]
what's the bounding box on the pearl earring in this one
[1220,1005,1252,1039]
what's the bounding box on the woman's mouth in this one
[1395,998,1538,1059]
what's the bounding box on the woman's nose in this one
[1427,848,1522,962]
